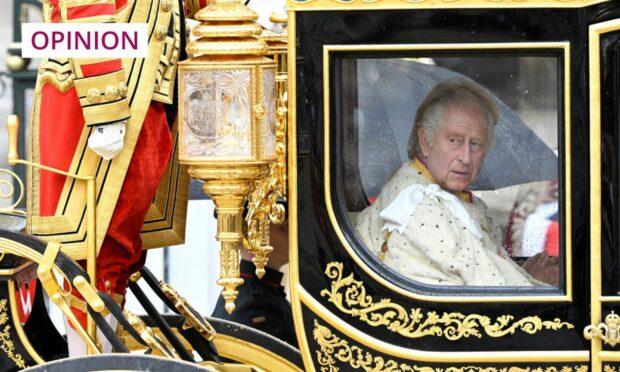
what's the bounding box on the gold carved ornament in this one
[242,163,286,278]
[313,320,587,372]
[584,311,620,347]
[0,299,26,369]
[271,54,288,202]
[320,262,573,340]
[262,15,288,199]
[274,95,288,197]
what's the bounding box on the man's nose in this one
[458,144,472,165]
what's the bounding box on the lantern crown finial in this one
[187,0,268,57]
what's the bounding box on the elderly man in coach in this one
[355,78,540,287]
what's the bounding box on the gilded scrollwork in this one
[239,22,287,279]
[0,300,26,369]
[320,262,574,340]
[274,87,288,197]
[243,163,286,278]
[273,40,288,198]
[313,320,587,372]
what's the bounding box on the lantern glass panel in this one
[182,69,252,158]
[262,68,277,157]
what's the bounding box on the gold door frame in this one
[589,17,620,372]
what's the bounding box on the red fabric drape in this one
[39,85,84,216]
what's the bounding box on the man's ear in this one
[418,127,430,157]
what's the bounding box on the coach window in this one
[338,53,562,290]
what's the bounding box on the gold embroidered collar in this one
[410,158,473,203]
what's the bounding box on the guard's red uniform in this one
[40,88,172,293]
[38,0,173,326]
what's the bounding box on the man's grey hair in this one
[407,77,500,160]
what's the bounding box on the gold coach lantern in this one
[178,0,278,313]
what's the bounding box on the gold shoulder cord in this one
[378,230,391,262]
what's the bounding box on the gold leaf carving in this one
[0,300,26,368]
[313,320,588,372]
[320,262,573,340]
[313,319,432,372]
[243,163,286,277]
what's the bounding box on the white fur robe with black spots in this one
[354,162,541,286]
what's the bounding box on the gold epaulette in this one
[37,58,74,94]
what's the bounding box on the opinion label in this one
[22,23,149,58]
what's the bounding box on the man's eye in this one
[470,141,483,151]
[449,137,461,144]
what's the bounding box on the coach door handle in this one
[584,311,620,346]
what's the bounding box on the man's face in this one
[419,104,489,192]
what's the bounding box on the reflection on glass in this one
[187,87,216,139]
[182,69,252,158]
[343,56,560,288]
[262,69,277,157]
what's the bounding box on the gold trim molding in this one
[588,18,620,372]
[313,319,588,372]
[0,299,26,369]
[320,262,574,340]
[287,0,609,10]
